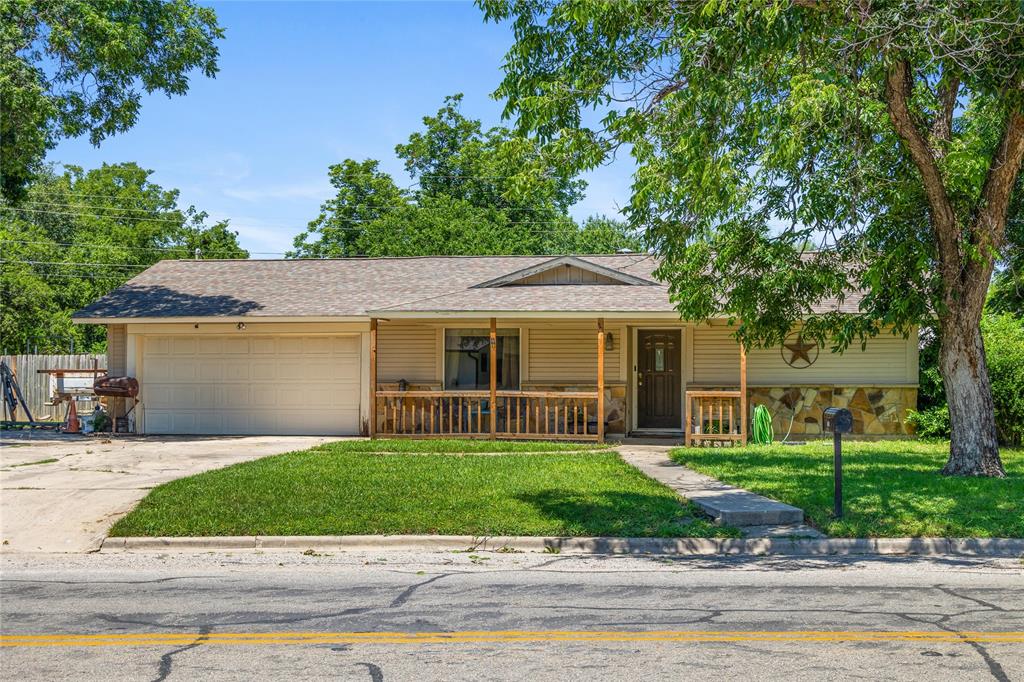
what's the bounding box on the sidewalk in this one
[617,445,823,537]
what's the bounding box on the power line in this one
[10,199,580,220]
[0,206,595,230]
[0,259,150,269]
[0,239,288,255]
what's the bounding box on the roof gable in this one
[472,256,656,288]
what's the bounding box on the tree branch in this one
[930,73,959,156]
[961,108,1024,311]
[977,109,1024,244]
[883,58,960,301]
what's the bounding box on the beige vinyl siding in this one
[377,321,437,382]
[516,267,621,285]
[527,323,623,382]
[746,333,915,384]
[691,321,917,385]
[691,324,741,384]
[107,324,127,376]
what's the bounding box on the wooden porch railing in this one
[684,390,746,446]
[374,390,601,440]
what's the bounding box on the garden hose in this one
[752,404,774,445]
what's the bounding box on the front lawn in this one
[672,441,1023,538]
[111,440,733,538]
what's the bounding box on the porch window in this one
[444,328,520,390]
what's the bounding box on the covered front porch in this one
[368,317,748,444]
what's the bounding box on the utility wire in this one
[0,206,591,230]
[7,200,580,220]
[0,239,288,255]
[0,259,152,269]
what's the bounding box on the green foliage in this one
[0,0,223,199]
[982,314,1024,446]
[110,441,733,538]
[912,315,1024,445]
[289,159,408,258]
[480,0,1024,351]
[906,406,950,440]
[673,441,1024,537]
[290,95,642,258]
[988,209,1024,315]
[1,163,247,353]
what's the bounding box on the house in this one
[72,254,919,441]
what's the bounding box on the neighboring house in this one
[72,254,918,441]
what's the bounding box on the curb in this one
[100,535,1024,557]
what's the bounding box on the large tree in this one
[291,95,641,258]
[289,159,408,258]
[481,0,1024,476]
[1,163,247,353]
[0,0,223,200]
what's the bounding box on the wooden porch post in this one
[739,341,748,446]
[369,318,377,438]
[489,317,497,439]
[597,318,605,442]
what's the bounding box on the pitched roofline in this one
[470,256,657,288]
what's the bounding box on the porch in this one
[369,317,748,444]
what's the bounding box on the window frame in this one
[442,326,522,391]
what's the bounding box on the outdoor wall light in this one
[605,332,614,351]
[237,322,246,330]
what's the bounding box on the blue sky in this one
[51,1,634,257]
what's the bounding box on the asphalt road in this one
[1,551,1022,681]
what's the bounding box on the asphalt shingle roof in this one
[72,254,861,319]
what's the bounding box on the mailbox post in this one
[822,407,853,519]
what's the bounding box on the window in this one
[444,328,520,390]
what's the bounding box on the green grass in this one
[671,441,1023,538]
[111,440,733,538]
[319,438,611,453]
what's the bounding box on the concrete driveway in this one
[0,433,343,553]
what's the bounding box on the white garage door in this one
[141,334,361,435]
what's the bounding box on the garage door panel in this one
[148,337,170,355]
[251,389,277,407]
[172,362,198,381]
[223,362,251,381]
[303,337,333,354]
[277,337,304,354]
[198,338,222,354]
[142,334,360,435]
[252,338,276,354]
[146,359,175,383]
[251,362,276,380]
[222,338,249,354]
[222,386,252,409]
[171,338,197,355]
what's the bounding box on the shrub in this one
[906,406,949,439]
[982,314,1024,446]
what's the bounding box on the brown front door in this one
[637,330,681,429]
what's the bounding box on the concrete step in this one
[618,447,806,528]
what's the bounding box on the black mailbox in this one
[823,407,853,434]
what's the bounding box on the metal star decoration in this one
[783,336,818,368]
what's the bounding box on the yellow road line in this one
[2,630,1023,648]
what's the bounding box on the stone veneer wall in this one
[746,385,918,437]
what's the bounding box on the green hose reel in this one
[752,404,774,445]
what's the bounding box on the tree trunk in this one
[939,318,1005,477]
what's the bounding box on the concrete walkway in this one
[0,434,343,553]
[618,445,823,537]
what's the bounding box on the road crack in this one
[152,626,210,682]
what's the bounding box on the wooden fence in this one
[1,354,106,422]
